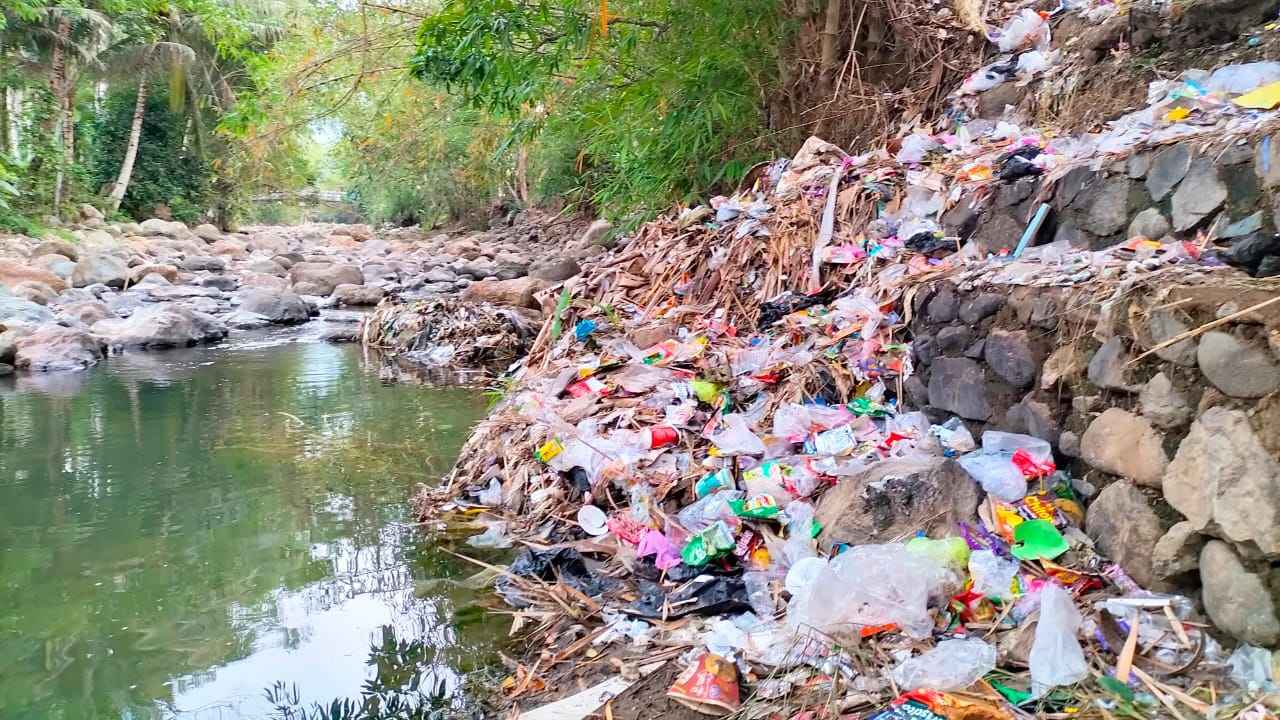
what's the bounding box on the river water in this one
[0,329,500,719]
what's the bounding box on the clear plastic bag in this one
[466,521,512,549]
[1206,61,1280,95]
[891,637,997,691]
[1030,583,1088,697]
[743,572,778,617]
[710,413,766,456]
[932,417,976,454]
[1227,644,1276,693]
[969,549,1020,601]
[781,501,816,565]
[474,478,503,506]
[788,543,948,638]
[981,431,1052,462]
[957,451,1028,501]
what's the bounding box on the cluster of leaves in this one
[410,0,788,221]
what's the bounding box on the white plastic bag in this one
[957,451,1028,501]
[896,133,937,165]
[997,9,1050,53]
[475,478,502,506]
[969,549,1020,601]
[466,521,512,549]
[788,543,949,638]
[710,413,766,456]
[891,637,997,691]
[1030,583,1088,697]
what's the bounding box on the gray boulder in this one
[139,218,191,238]
[0,293,55,325]
[530,257,582,282]
[31,237,79,261]
[331,283,385,306]
[927,357,991,420]
[1199,540,1280,646]
[1138,372,1191,429]
[984,329,1041,389]
[92,305,228,349]
[288,262,363,295]
[1085,480,1165,589]
[1163,407,1280,556]
[14,325,103,372]
[180,255,227,272]
[1197,330,1280,398]
[237,288,310,324]
[71,253,129,289]
[1080,408,1167,487]
[223,310,272,330]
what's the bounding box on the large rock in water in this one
[461,276,547,310]
[1199,540,1280,646]
[72,253,129,289]
[14,325,103,372]
[237,288,311,324]
[0,258,68,292]
[1163,407,1280,557]
[330,283,385,306]
[288,262,363,295]
[1085,481,1166,589]
[92,305,228,349]
[1080,408,1167,487]
[814,457,980,549]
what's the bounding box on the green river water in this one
[0,330,500,719]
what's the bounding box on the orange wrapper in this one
[667,652,740,715]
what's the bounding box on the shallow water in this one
[0,329,498,719]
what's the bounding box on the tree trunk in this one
[49,16,71,214]
[818,0,843,98]
[0,87,9,158]
[515,145,530,204]
[107,79,149,214]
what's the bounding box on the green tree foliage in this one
[410,0,786,220]
[87,81,215,221]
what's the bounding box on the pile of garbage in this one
[413,3,1280,716]
[422,169,1276,720]
[360,296,541,368]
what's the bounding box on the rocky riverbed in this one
[0,206,603,374]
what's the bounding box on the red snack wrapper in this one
[667,652,740,715]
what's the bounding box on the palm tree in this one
[102,2,282,215]
[3,3,115,213]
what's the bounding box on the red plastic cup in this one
[647,425,679,449]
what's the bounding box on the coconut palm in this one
[102,2,282,214]
[1,3,117,213]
